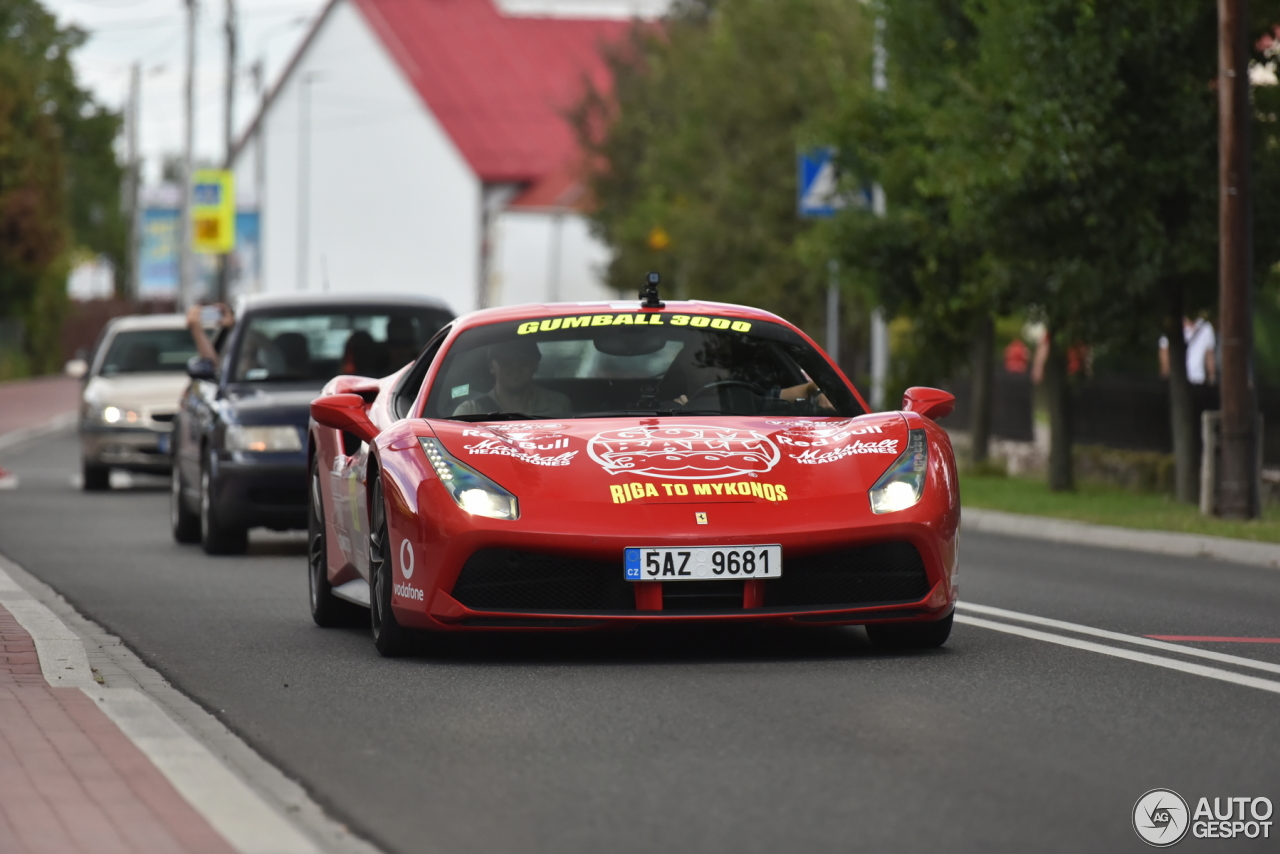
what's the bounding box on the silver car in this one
[80,314,203,490]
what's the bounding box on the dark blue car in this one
[170,293,453,554]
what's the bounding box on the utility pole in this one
[178,0,197,310]
[1217,0,1258,518]
[825,260,840,365]
[216,0,237,302]
[251,59,265,294]
[869,13,889,410]
[124,62,141,301]
[297,72,318,291]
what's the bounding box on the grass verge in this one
[961,474,1280,544]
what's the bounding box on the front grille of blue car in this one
[764,541,930,608]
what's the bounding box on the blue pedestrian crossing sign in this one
[797,147,845,218]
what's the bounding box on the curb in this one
[962,507,1280,569]
[0,550,384,854]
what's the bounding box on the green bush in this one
[0,347,31,382]
[1072,444,1175,495]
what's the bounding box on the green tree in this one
[0,0,124,373]
[573,0,872,343]
[822,0,999,452]
[834,0,1280,493]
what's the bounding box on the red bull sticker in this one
[588,424,780,480]
[461,425,577,467]
[769,419,900,463]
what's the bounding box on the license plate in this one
[624,545,782,581]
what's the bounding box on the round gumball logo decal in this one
[588,424,780,480]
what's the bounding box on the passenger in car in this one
[385,316,419,370]
[340,330,382,377]
[452,339,571,417]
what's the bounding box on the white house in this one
[230,0,669,315]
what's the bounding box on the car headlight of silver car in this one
[225,425,303,452]
[418,437,519,520]
[868,428,928,514]
[99,405,141,425]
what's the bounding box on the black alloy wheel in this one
[309,455,364,627]
[82,460,110,491]
[865,611,954,649]
[170,456,201,543]
[369,472,415,657]
[200,448,248,555]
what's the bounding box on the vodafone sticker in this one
[399,540,414,579]
[588,425,780,480]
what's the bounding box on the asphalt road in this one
[3,428,1278,853]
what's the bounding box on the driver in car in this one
[453,339,572,417]
[667,343,834,411]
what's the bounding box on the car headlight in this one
[869,429,928,514]
[418,437,519,520]
[225,425,303,452]
[100,405,141,425]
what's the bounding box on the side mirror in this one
[331,375,381,401]
[311,393,380,444]
[902,386,955,421]
[186,356,217,381]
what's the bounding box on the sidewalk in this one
[962,507,1280,569]
[0,603,238,853]
[0,375,80,438]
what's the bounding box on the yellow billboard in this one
[192,170,235,254]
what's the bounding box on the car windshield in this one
[99,328,200,376]
[424,310,864,419]
[233,307,451,384]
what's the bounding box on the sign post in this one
[192,170,236,255]
[798,147,845,365]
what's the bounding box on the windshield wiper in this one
[448,412,539,422]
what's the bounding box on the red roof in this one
[353,0,629,186]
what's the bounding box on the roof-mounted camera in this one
[640,271,665,309]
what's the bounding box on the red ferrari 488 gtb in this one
[308,286,959,656]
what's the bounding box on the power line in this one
[76,3,313,32]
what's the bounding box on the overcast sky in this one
[42,0,328,184]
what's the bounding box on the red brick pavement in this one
[0,605,238,854]
[0,376,80,438]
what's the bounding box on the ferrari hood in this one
[427,413,910,507]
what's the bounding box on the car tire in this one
[200,450,248,555]
[369,472,415,657]
[866,611,953,649]
[82,461,110,491]
[171,458,201,543]
[309,455,364,627]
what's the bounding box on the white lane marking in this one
[956,615,1280,696]
[332,578,371,607]
[959,602,1280,677]
[0,560,320,854]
